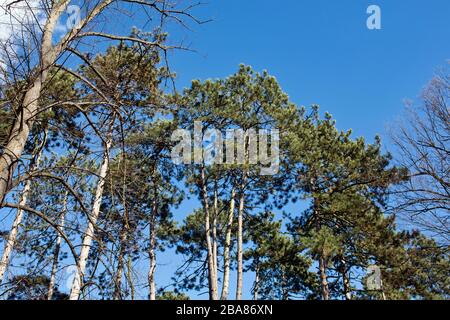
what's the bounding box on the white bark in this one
[200,166,219,300]
[235,186,245,300]
[220,187,235,300]
[0,181,30,283]
[212,182,219,283]
[0,139,45,284]
[148,220,157,300]
[148,187,157,300]
[253,262,260,301]
[69,125,113,300]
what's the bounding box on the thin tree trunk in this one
[343,273,352,300]
[312,192,330,301]
[114,227,128,300]
[148,222,157,300]
[69,122,113,300]
[220,187,235,300]
[0,134,46,284]
[114,140,131,300]
[253,261,260,301]
[319,255,330,300]
[0,181,30,283]
[200,166,219,300]
[341,259,352,300]
[148,187,157,300]
[126,254,135,300]
[212,181,219,283]
[47,191,68,300]
[236,174,247,300]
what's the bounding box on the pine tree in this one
[244,212,316,300]
[284,107,406,300]
[176,65,298,299]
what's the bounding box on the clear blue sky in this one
[167,0,449,142]
[155,0,450,299]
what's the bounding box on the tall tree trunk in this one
[253,260,260,301]
[148,186,158,300]
[220,187,235,300]
[70,122,113,300]
[200,166,219,300]
[319,255,330,300]
[148,221,157,300]
[236,173,247,300]
[0,134,46,284]
[127,254,135,300]
[312,192,330,301]
[47,191,68,300]
[0,180,30,283]
[343,273,352,300]
[212,181,219,283]
[114,139,131,300]
[0,2,68,205]
[114,227,128,300]
[341,259,352,300]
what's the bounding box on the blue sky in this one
[155,0,450,299]
[168,0,450,142]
